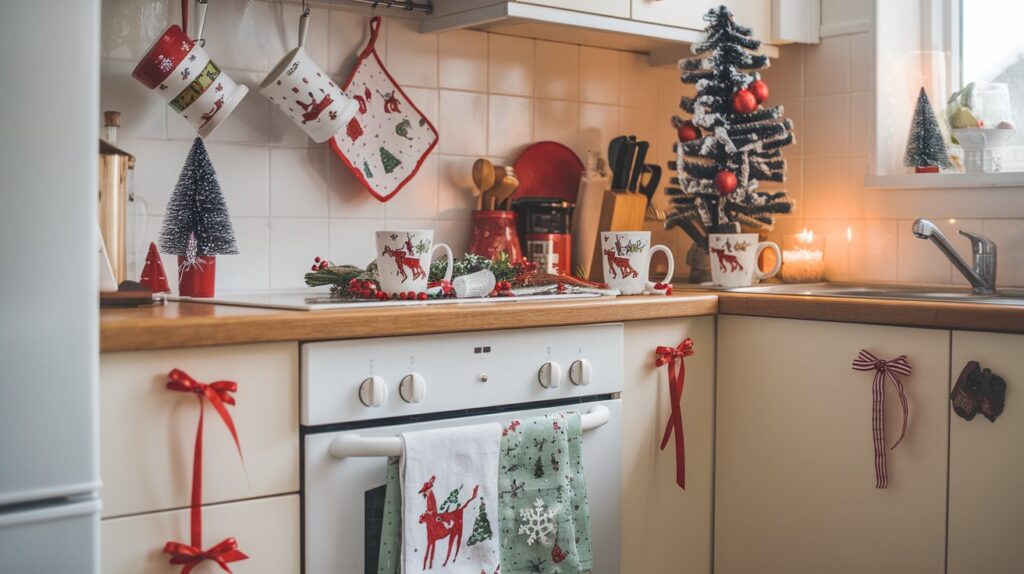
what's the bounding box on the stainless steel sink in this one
[721,283,1024,306]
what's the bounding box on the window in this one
[957,0,1024,170]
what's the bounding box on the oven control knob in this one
[358,376,388,407]
[400,373,426,403]
[538,361,562,389]
[569,359,592,386]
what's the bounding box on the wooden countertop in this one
[100,294,719,352]
[100,288,1024,352]
[713,291,1024,334]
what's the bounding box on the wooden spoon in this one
[472,159,495,210]
[490,174,519,211]
[482,165,508,210]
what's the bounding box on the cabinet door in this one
[100,343,299,517]
[102,494,299,573]
[948,331,1024,574]
[632,0,770,38]
[521,0,630,18]
[715,316,949,574]
[621,317,715,573]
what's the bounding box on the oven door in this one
[304,399,621,574]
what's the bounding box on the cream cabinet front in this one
[100,342,299,518]
[621,316,715,573]
[631,0,770,38]
[715,316,950,574]
[102,494,300,573]
[522,0,629,18]
[948,331,1024,574]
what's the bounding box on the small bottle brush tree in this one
[904,87,951,173]
[159,137,238,297]
[665,6,795,257]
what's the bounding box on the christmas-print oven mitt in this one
[330,17,438,203]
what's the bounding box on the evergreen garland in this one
[159,137,238,257]
[665,6,795,249]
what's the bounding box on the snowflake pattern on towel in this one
[518,499,558,546]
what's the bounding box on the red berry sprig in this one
[489,280,514,297]
[347,278,379,299]
[653,282,674,296]
[310,256,331,271]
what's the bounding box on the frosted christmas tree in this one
[466,499,494,546]
[158,137,237,296]
[665,6,795,250]
[904,87,951,173]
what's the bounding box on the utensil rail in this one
[328,404,611,459]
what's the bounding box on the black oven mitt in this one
[951,361,1007,422]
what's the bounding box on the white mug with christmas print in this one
[260,9,359,142]
[599,231,674,295]
[375,230,453,296]
[708,233,781,288]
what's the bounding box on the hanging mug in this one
[259,9,359,143]
[708,232,782,287]
[599,231,674,295]
[375,230,453,296]
[131,1,248,138]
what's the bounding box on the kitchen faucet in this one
[912,219,997,295]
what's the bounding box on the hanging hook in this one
[298,0,310,48]
[195,0,209,43]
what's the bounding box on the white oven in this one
[301,324,624,573]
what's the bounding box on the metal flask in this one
[98,111,135,283]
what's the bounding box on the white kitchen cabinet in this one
[715,316,950,574]
[102,494,300,574]
[632,0,770,39]
[948,331,1024,574]
[523,0,629,18]
[100,343,299,518]
[621,317,715,573]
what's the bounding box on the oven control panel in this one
[301,323,623,426]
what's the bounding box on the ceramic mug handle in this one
[430,243,454,282]
[754,241,782,280]
[648,244,675,286]
[298,6,310,48]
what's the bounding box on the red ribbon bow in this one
[851,350,912,489]
[164,537,248,574]
[655,339,695,489]
[164,369,248,572]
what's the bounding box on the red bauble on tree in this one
[714,170,738,195]
[677,121,702,142]
[749,79,769,103]
[732,89,758,114]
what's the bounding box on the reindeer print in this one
[378,89,402,113]
[296,91,334,124]
[381,245,425,283]
[418,476,480,570]
[604,249,640,279]
[709,247,743,272]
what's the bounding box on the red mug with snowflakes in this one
[708,233,781,288]
[132,23,248,138]
[259,10,359,142]
[375,230,453,296]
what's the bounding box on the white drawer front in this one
[100,343,299,517]
[102,495,299,574]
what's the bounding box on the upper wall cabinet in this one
[423,0,817,56]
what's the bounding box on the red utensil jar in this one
[468,211,522,261]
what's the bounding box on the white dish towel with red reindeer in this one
[400,423,502,574]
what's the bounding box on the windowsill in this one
[866,172,1024,190]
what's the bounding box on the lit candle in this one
[781,228,825,283]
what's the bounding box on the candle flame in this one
[798,228,814,243]
[846,225,853,242]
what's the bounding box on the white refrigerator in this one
[0,0,102,571]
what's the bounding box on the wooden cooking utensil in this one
[472,159,496,210]
[491,175,519,211]
[482,165,508,210]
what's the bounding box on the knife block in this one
[587,189,648,281]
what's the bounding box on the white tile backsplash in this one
[108,1,1024,291]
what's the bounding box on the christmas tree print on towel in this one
[418,475,480,570]
[380,147,402,174]
[466,499,494,547]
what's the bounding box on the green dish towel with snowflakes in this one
[378,457,402,574]
[499,411,592,574]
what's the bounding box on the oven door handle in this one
[328,405,612,459]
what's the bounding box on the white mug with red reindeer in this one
[375,230,453,296]
[599,231,674,295]
[708,233,782,288]
[259,9,359,142]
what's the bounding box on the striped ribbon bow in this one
[851,350,912,489]
[655,338,695,489]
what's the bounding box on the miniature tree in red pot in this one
[159,137,238,297]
